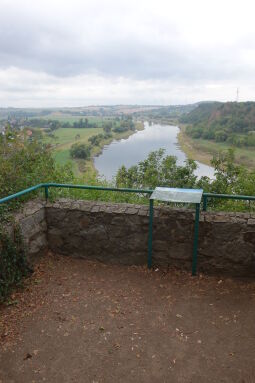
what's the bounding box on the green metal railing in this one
[0,183,153,205]
[202,192,255,211]
[0,182,155,272]
[1,183,255,276]
[0,183,45,204]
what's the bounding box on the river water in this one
[94,122,215,181]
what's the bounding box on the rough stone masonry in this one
[5,199,255,276]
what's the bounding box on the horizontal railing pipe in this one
[1,183,255,207]
[0,183,153,206]
[0,183,44,205]
[202,192,255,211]
[203,192,255,201]
[45,183,153,194]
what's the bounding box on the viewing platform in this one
[1,184,255,382]
[1,253,255,382]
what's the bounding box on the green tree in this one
[70,143,91,159]
[116,149,198,189]
[0,131,74,202]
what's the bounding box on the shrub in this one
[0,130,74,206]
[0,226,31,302]
[70,143,91,159]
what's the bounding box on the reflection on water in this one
[94,122,215,181]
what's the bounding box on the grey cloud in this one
[0,1,253,83]
[0,0,255,106]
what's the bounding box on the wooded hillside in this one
[181,102,255,147]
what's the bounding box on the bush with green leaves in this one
[116,149,198,189]
[0,129,74,207]
[115,148,255,212]
[70,142,91,159]
[0,226,31,303]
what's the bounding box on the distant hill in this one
[180,102,255,147]
[132,103,199,121]
[0,104,200,122]
[180,102,221,125]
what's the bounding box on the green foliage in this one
[2,125,255,219]
[199,149,255,211]
[88,133,112,146]
[113,126,129,133]
[116,149,198,189]
[115,148,255,212]
[113,120,135,133]
[0,130,74,207]
[133,104,197,121]
[55,176,149,205]
[0,226,31,303]
[103,122,112,133]
[73,118,89,129]
[183,102,255,148]
[180,102,221,125]
[70,143,91,159]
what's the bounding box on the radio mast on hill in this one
[236,87,239,102]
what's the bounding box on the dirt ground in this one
[1,254,255,383]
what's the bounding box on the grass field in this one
[178,125,255,169]
[43,127,103,149]
[41,120,144,177]
[53,149,80,174]
[42,127,103,176]
[41,114,108,125]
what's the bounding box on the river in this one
[94,122,215,181]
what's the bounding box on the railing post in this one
[44,186,49,201]
[202,195,207,211]
[147,198,154,269]
[192,203,200,276]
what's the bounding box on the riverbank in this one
[50,122,144,178]
[178,124,213,167]
[81,121,145,178]
[94,121,215,181]
[178,124,255,170]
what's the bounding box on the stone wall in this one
[2,199,255,276]
[3,200,47,264]
[46,199,255,277]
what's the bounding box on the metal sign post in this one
[148,187,203,275]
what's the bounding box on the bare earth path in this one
[1,253,255,383]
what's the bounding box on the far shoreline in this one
[177,123,255,170]
[177,124,213,167]
[83,121,145,178]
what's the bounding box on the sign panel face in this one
[150,187,203,203]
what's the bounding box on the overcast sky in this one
[1,0,255,107]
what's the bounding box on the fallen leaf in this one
[24,353,32,360]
